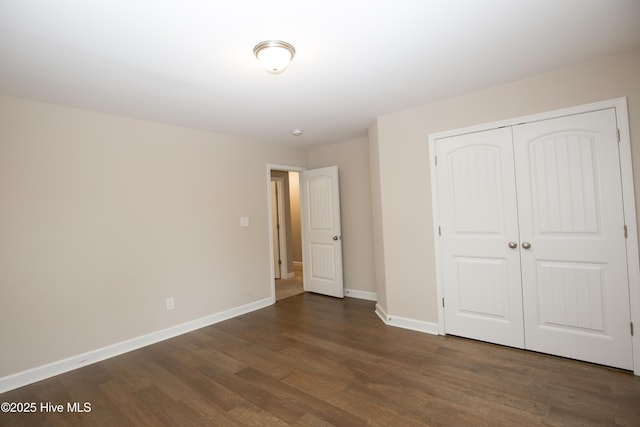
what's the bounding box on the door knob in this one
[333,235,340,241]
[508,241,518,249]
[522,242,532,249]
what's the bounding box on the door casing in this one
[428,97,640,375]
[271,177,287,279]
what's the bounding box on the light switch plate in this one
[240,216,249,227]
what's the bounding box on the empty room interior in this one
[2,1,640,425]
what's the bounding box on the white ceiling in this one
[1,1,639,147]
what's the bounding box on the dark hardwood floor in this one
[2,293,639,426]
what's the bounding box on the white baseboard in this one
[283,271,295,279]
[293,261,303,267]
[344,288,377,301]
[0,296,274,393]
[375,303,388,323]
[375,303,439,335]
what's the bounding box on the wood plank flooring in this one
[2,293,639,426]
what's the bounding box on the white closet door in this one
[513,109,633,370]
[437,128,525,348]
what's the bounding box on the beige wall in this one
[368,123,387,308]
[0,95,306,377]
[372,48,640,323]
[308,137,376,294]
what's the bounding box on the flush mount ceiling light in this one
[253,40,295,74]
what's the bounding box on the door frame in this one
[271,177,289,279]
[428,97,640,375]
[266,164,305,302]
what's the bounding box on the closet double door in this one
[436,108,633,370]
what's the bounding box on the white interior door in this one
[436,107,634,371]
[436,128,525,348]
[300,166,344,298]
[514,109,633,370]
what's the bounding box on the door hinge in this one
[434,155,438,166]
[278,260,282,265]
[442,297,445,308]
[438,226,442,236]
[624,225,628,238]
[631,322,634,336]
[617,128,621,143]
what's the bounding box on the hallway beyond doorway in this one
[275,263,303,301]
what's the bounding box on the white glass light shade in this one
[253,41,295,74]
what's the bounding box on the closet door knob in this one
[522,242,532,249]
[508,241,518,249]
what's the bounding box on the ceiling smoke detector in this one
[292,129,303,136]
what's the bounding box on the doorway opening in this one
[270,168,304,301]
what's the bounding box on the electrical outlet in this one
[166,297,174,311]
